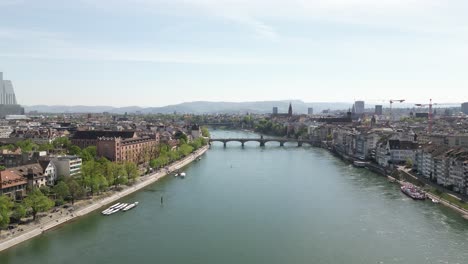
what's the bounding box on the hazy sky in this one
[0,0,467,107]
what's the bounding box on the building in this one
[10,163,49,189]
[375,105,383,115]
[0,169,27,199]
[0,126,13,138]
[307,107,314,115]
[0,72,25,118]
[272,107,278,115]
[96,133,159,164]
[354,101,365,114]
[71,130,137,149]
[52,156,82,177]
[462,102,468,115]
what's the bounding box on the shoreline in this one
[0,145,209,253]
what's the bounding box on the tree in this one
[178,144,194,157]
[81,146,97,162]
[0,196,13,231]
[38,143,54,152]
[68,145,82,156]
[201,127,210,137]
[53,181,70,201]
[23,189,54,220]
[53,137,71,149]
[16,139,39,152]
[66,178,85,205]
[124,162,139,182]
[10,203,26,222]
[0,165,6,171]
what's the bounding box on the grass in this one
[426,187,468,211]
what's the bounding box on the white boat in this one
[122,202,139,212]
[174,172,179,177]
[105,203,128,215]
[432,198,440,204]
[102,203,122,214]
[180,172,186,178]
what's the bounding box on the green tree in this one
[16,139,39,152]
[23,189,54,220]
[81,146,97,162]
[10,203,26,222]
[53,181,70,201]
[124,162,139,182]
[178,144,194,157]
[68,145,82,156]
[66,178,85,205]
[38,143,54,152]
[53,137,71,149]
[201,127,210,137]
[0,196,14,231]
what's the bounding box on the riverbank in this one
[0,145,209,252]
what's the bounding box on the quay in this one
[0,146,209,252]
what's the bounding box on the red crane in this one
[415,99,437,134]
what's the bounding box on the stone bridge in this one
[209,137,317,147]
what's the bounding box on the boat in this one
[432,198,440,204]
[122,202,139,211]
[104,203,128,215]
[353,161,367,168]
[102,203,122,215]
[400,184,426,200]
[198,157,202,161]
[174,172,179,177]
[179,172,186,178]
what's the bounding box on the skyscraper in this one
[375,105,383,115]
[307,107,313,115]
[272,107,278,115]
[462,102,468,115]
[0,72,24,118]
[354,101,365,114]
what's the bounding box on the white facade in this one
[0,126,13,138]
[52,156,82,177]
[0,72,18,105]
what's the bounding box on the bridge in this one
[209,137,318,147]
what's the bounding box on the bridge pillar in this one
[241,142,245,147]
[223,142,227,148]
[260,141,265,147]
[298,142,303,147]
[280,142,284,147]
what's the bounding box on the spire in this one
[288,102,292,117]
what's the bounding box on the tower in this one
[288,103,292,117]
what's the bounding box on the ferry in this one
[122,202,139,211]
[401,184,426,200]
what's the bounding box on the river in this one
[1,130,467,264]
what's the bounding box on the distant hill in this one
[25,100,382,114]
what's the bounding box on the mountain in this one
[24,100,367,114]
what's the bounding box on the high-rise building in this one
[354,101,365,114]
[462,102,468,115]
[288,103,293,117]
[307,107,313,115]
[0,72,24,118]
[375,105,383,115]
[272,107,278,115]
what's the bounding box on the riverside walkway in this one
[0,145,209,252]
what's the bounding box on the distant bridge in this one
[209,137,318,147]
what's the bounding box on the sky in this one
[0,0,467,107]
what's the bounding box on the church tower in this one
[288,102,292,117]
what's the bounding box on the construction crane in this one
[389,99,405,122]
[415,99,438,134]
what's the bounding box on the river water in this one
[1,130,467,264]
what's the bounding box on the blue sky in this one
[0,0,467,107]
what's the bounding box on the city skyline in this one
[0,0,467,106]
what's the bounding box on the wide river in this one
[1,130,468,264]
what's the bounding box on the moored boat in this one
[122,202,139,211]
[180,172,186,178]
[401,184,426,200]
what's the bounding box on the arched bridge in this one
[209,138,318,147]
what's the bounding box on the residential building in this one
[0,169,27,199]
[71,130,137,149]
[52,156,82,177]
[10,164,48,189]
[96,133,159,164]
[375,105,383,115]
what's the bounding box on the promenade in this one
[0,145,209,252]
